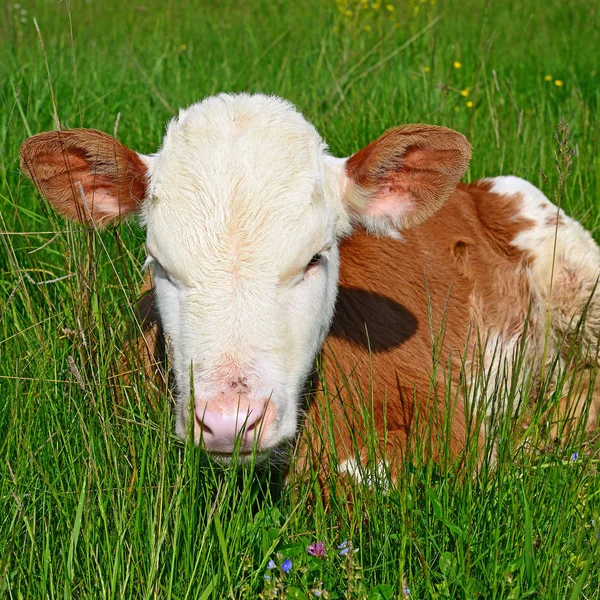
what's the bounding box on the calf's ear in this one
[19,129,149,226]
[341,124,471,232]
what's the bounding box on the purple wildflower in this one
[264,574,271,582]
[281,558,292,574]
[308,541,326,558]
[267,559,276,570]
[403,587,411,596]
[337,540,359,556]
[571,451,579,461]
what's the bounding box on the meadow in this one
[1,0,600,597]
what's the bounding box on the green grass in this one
[1,0,600,597]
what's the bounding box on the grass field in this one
[1,0,600,598]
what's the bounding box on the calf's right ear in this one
[19,129,149,226]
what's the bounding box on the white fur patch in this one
[383,227,404,241]
[487,175,600,292]
[337,458,390,488]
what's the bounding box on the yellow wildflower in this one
[372,2,380,9]
[460,88,470,97]
[544,75,552,81]
[364,24,372,31]
[453,61,462,69]
[554,80,563,87]
[466,101,474,108]
[178,44,187,52]
[423,66,431,72]
[385,4,394,11]
[454,106,460,112]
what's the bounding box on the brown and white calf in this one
[20,93,600,477]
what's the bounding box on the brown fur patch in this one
[116,272,168,409]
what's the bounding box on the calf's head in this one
[20,93,470,461]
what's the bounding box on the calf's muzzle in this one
[195,399,272,453]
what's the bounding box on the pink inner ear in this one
[82,186,133,218]
[362,186,415,219]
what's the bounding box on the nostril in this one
[195,405,213,438]
[242,403,266,434]
[199,420,213,437]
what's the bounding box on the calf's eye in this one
[307,253,323,269]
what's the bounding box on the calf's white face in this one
[144,96,344,456]
[19,93,471,461]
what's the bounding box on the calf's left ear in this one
[20,129,149,226]
[340,124,471,232]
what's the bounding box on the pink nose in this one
[196,402,267,453]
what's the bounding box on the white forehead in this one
[142,94,333,278]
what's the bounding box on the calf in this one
[20,94,600,479]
